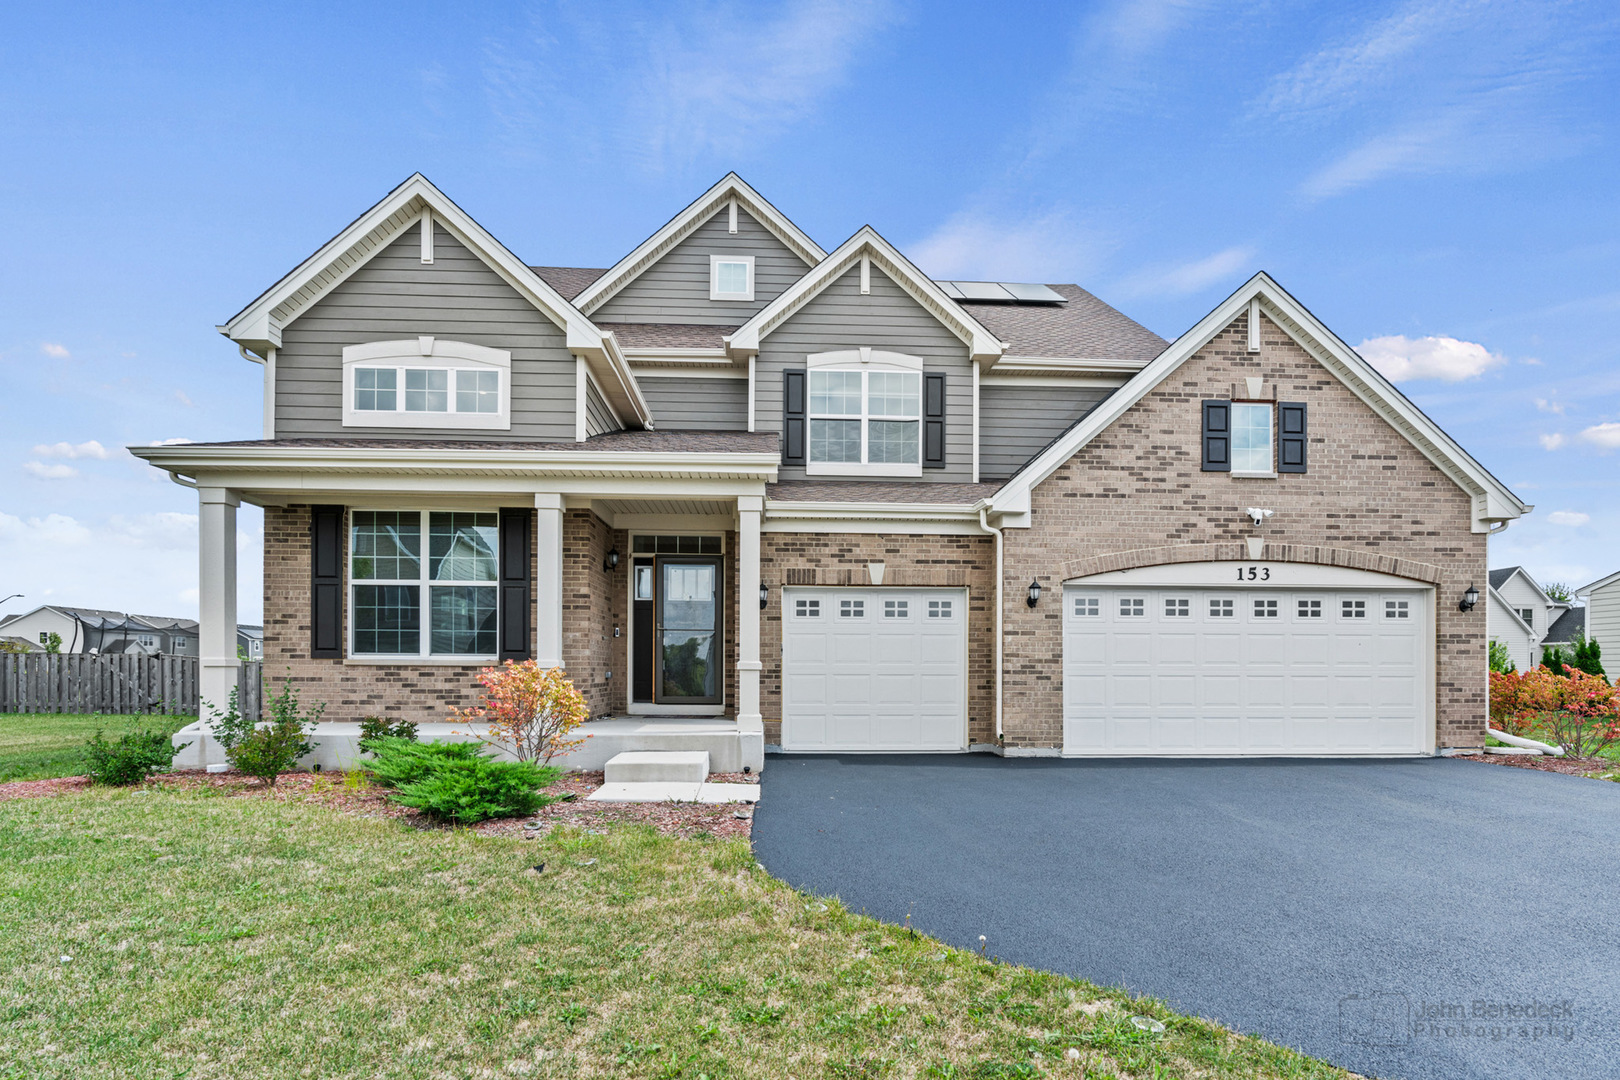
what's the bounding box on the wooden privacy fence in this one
[0,655,262,720]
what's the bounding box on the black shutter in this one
[310,505,343,658]
[923,372,946,469]
[782,368,807,466]
[1201,400,1231,472]
[1278,401,1307,473]
[499,508,532,662]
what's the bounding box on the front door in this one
[632,554,724,705]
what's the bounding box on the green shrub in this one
[203,685,256,751]
[358,716,419,753]
[390,756,561,824]
[364,738,485,789]
[225,677,323,786]
[85,729,189,786]
[1543,645,1572,674]
[1488,639,1516,674]
[1571,633,1606,680]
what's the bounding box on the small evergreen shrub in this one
[364,738,485,789]
[390,756,561,824]
[85,729,189,786]
[358,716,419,753]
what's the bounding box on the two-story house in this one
[1486,566,1579,671]
[134,174,1529,770]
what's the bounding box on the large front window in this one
[350,510,498,657]
[808,368,921,475]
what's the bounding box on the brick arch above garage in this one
[1055,542,1447,587]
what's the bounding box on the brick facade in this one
[759,532,996,746]
[999,310,1489,750]
[561,510,627,717]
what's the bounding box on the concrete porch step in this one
[604,750,709,784]
[587,781,760,804]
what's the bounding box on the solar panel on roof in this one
[1000,282,1067,303]
[936,281,965,298]
[949,281,1017,301]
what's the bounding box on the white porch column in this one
[736,496,764,770]
[534,493,564,667]
[197,486,240,716]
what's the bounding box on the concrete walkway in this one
[753,755,1620,1080]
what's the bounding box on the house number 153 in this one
[1237,565,1271,581]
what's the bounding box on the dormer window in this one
[710,255,755,301]
[342,338,511,430]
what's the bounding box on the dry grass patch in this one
[0,787,1349,1079]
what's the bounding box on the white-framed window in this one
[795,598,820,618]
[1073,596,1099,617]
[1254,598,1279,618]
[349,510,499,658]
[1342,599,1366,619]
[1120,598,1145,617]
[342,338,511,430]
[1231,403,1273,474]
[709,254,755,301]
[884,599,909,618]
[1385,599,1410,619]
[805,350,925,477]
[928,598,953,618]
[1165,598,1190,617]
[1210,598,1234,617]
[1298,599,1322,618]
[1516,607,1534,628]
[840,599,865,618]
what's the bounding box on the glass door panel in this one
[658,559,719,702]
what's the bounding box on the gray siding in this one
[590,207,812,325]
[585,376,618,436]
[756,266,974,483]
[978,384,1113,480]
[275,224,577,441]
[636,375,748,430]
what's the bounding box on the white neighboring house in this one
[0,605,261,658]
[1486,567,1574,671]
[1577,571,1620,666]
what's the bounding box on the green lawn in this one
[0,713,188,782]
[0,786,1350,1079]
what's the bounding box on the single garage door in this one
[1063,578,1429,756]
[782,587,967,752]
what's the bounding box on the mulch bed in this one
[1453,753,1620,780]
[0,768,758,840]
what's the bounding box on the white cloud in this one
[148,437,193,447]
[1546,511,1590,527]
[1356,334,1505,382]
[1534,397,1564,414]
[40,342,70,359]
[1580,422,1620,449]
[1115,246,1255,299]
[910,209,1111,283]
[23,461,78,480]
[1539,433,1566,451]
[174,390,195,407]
[32,440,113,460]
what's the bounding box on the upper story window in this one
[1231,403,1273,474]
[710,255,755,301]
[803,349,923,477]
[342,337,511,430]
[1516,607,1535,628]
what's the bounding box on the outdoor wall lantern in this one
[1459,584,1479,612]
[604,546,620,572]
[1027,579,1042,608]
[759,583,769,610]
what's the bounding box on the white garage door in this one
[782,588,967,752]
[1063,577,1429,756]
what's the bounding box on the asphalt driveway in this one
[753,755,1620,1080]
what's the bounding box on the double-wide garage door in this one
[1063,581,1429,755]
[782,587,967,752]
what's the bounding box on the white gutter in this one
[978,506,1004,744]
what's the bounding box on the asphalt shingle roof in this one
[529,266,607,300]
[1488,567,1520,590]
[959,284,1167,362]
[598,323,738,349]
[1545,606,1585,645]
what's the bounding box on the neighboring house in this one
[238,624,264,659]
[133,173,1530,768]
[0,605,198,655]
[1577,571,1620,664]
[1485,566,1572,670]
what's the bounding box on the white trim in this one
[632,368,749,381]
[971,360,980,484]
[263,348,277,440]
[341,339,511,430]
[860,253,870,294]
[1577,569,1620,595]
[747,355,756,432]
[727,226,1004,366]
[1247,298,1260,351]
[575,357,588,442]
[420,208,434,263]
[574,173,825,314]
[709,254,755,301]
[534,494,564,667]
[583,363,625,430]
[991,272,1530,533]
[728,197,738,234]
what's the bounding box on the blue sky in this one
[2,0,1618,623]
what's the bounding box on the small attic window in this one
[710,255,754,301]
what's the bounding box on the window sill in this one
[805,462,923,478]
[1231,471,1278,479]
[344,655,498,667]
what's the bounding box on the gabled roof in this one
[1545,606,1586,645]
[991,272,1532,533]
[1579,569,1620,595]
[217,174,651,428]
[1488,565,1552,601]
[530,266,607,300]
[572,173,826,315]
[727,226,1004,365]
[1488,588,1534,636]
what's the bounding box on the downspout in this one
[978,506,1003,745]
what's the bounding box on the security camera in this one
[1246,507,1274,527]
